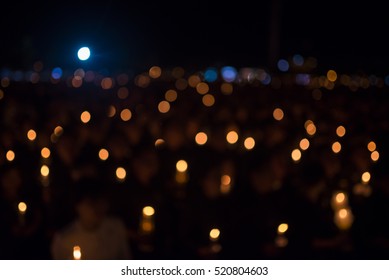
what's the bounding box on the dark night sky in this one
[1,0,389,73]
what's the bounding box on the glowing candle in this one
[209,228,222,253]
[331,191,348,210]
[220,175,232,194]
[275,223,288,248]
[73,246,81,260]
[334,208,354,230]
[175,160,188,184]
[140,206,155,234]
[18,202,27,226]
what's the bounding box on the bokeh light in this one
[120,109,132,121]
[221,66,237,82]
[6,150,15,161]
[116,167,126,181]
[40,165,50,177]
[158,101,170,113]
[226,131,239,144]
[195,132,208,145]
[176,160,188,172]
[98,149,109,161]
[278,223,288,234]
[332,142,342,153]
[244,137,255,150]
[291,149,301,162]
[336,126,346,137]
[299,138,310,150]
[77,47,91,61]
[143,206,155,216]
[209,228,220,240]
[80,111,91,123]
[273,108,284,121]
[27,129,37,141]
[41,147,51,158]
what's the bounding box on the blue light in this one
[277,59,289,72]
[293,54,304,66]
[204,68,218,82]
[385,75,389,86]
[296,74,310,86]
[51,67,63,79]
[77,47,91,61]
[221,66,237,82]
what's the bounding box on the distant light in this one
[221,66,237,82]
[244,137,255,150]
[299,138,310,150]
[204,68,218,82]
[54,126,64,137]
[98,149,109,161]
[361,172,371,183]
[149,66,162,79]
[107,105,116,118]
[101,77,113,90]
[116,167,126,181]
[327,70,337,82]
[273,108,284,121]
[338,208,348,219]
[332,142,342,154]
[336,126,346,137]
[277,59,289,72]
[41,147,51,158]
[143,206,155,217]
[196,82,209,95]
[202,94,215,107]
[209,228,220,241]
[77,47,91,61]
[221,175,231,185]
[80,111,91,123]
[165,89,178,102]
[51,67,63,79]
[371,151,379,162]
[188,75,201,88]
[120,109,132,121]
[195,132,208,145]
[306,122,317,136]
[291,149,301,162]
[226,131,239,144]
[278,223,288,234]
[158,101,170,113]
[367,141,376,152]
[41,165,50,177]
[18,202,27,213]
[221,83,233,95]
[176,160,188,172]
[27,129,37,141]
[293,54,304,66]
[6,150,15,161]
[336,192,346,204]
[155,139,165,147]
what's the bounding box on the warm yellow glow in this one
[155,139,165,147]
[306,123,317,136]
[98,149,109,161]
[371,151,379,162]
[291,149,302,162]
[188,75,201,87]
[221,83,233,95]
[80,111,91,123]
[73,246,81,260]
[244,137,255,150]
[273,108,284,121]
[149,66,162,79]
[120,109,132,121]
[226,131,239,144]
[195,132,208,145]
[332,141,342,153]
[116,167,126,180]
[367,141,376,152]
[176,160,188,172]
[165,89,178,102]
[299,138,310,150]
[41,165,50,177]
[338,208,348,219]
[158,101,170,113]
[6,150,15,161]
[54,126,64,136]
[336,126,346,137]
[18,202,27,213]
[327,70,337,82]
[41,147,51,158]
[361,172,371,183]
[27,129,37,141]
[278,223,288,234]
[221,175,231,185]
[196,82,209,95]
[304,120,313,129]
[202,94,215,107]
[336,192,346,204]
[141,220,154,232]
[143,206,155,217]
[209,228,220,241]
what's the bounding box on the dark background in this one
[1,0,389,73]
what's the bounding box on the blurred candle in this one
[140,206,155,234]
[175,160,188,184]
[209,228,220,242]
[331,191,348,210]
[334,208,354,230]
[220,174,232,194]
[73,246,81,260]
[18,202,27,226]
[275,223,288,248]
